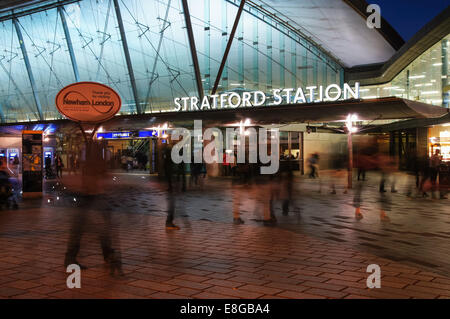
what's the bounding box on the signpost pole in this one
[347,131,353,190]
[345,114,358,190]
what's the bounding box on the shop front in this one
[429,124,450,162]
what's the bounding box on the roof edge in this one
[346,5,450,86]
[342,0,405,50]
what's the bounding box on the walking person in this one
[163,144,180,230]
[263,174,278,226]
[406,155,420,197]
[281,157,294,215]
[141,153,148,171]
[65,140,123,275]
[307,153,319,179]
[354,152,391,222]
[231,162,246,225]
[121,154,127,171]
[126,154,133,172]
[379,155,398,193]
[74,154,79,174]
[55,154,64,178]
[69,154,76,175]
[356,150,366,181]
[430,149,447,199]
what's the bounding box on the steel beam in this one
[0,102,5,123]
[58,6,80,82]
[13,18,44,121]
[181,0,204,100]
[280,32,285,88]
[266,23,272,89]
[221,0,229,89]
[252,18,258,86]
[95,0,112,80]
[211,0,245,96]
[144,0,172,113]
[0,58,36,115]
[204,0,211,91]
[113,0,142,114]
[237,15,244,85]
[291,38,296,88]
[442,39,448,108]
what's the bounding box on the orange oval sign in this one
[55,82,121,123]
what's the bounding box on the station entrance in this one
[96,131,158,173]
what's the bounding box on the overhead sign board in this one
[96,130,159,139]
[55,81,121,123]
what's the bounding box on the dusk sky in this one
[370,0,449,41]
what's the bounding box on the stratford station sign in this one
[174,82,360,112]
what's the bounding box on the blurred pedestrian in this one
[405,154,420,197]
[281,157,294,215]
[121,154,127,171]
[163,144,180,230]
[69,154,76,175]
[190,150,204,188]
[65,140,123,276]
[354,151,390,221]
[55,154,64,178]
[419,155,432,197]
[126,153,133,172]
[231,162,247,225]
[307,153,319,179]
[379,155,398,193]
[430,149,447,199]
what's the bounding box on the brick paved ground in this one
[0,171,449,299]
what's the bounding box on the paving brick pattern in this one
[0,171,449,299]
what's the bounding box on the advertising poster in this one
[22,130,43,197]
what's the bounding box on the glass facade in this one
[0,0,343,124]
[360,34,450,107]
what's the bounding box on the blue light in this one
[32,124,44,131]
[138,130,157,138]
[112,132,131,138]
[97,131,131,139]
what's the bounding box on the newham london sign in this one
[55,82,122,123]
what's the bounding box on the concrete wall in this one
[303,132,347,170]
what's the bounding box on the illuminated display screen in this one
[97,132,131,139]
[97,131,158,139]
[138,130,159,138]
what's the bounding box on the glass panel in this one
[0,0,344,123]
[117,0,198,113]
[0,20,40,122]
[361,34,450,107]
[15,9,75,121]
[290,131,300,160]
[280,131,289,160]
[64,0,134,114]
